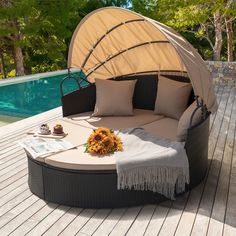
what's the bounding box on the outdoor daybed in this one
[27,7,218,208]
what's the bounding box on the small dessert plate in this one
[52,132,67,137]
[30,131,67,139]
[37,130,51,135]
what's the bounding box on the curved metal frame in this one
[189,96,209,128]
[60,68,92,97]
[81,19,146,69]
[85,40,169,78]
[60,69,189,99]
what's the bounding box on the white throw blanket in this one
[114,128,189,200]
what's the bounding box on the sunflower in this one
[103,136,114,148]
[85,127,123,156]
[95,127,111,137]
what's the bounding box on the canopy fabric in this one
[68,7,218,113]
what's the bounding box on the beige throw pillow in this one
[93,79,137,116]
[154,75,192,120]
[177,101,202,141]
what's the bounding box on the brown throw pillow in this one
[154,75,192,120]
[177,101,202,141]
[93,79,137,116]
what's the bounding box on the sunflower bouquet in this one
[85,127,123,156]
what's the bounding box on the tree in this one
[0,0,29,75]
[0,49,7,78]
[132,0,236,61]
[224,0,236,61]
[213,10,223,61]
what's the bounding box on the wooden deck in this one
[0,82,235,236]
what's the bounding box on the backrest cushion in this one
[113,74,158,110]
[154,75,192,120]
[113,74,192,110]
[93,79,137,116]
[177,101,203,141]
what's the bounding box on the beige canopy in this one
[68,7,218,113]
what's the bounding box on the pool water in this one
[0,71,88,119]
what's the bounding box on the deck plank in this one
[175,85,231,236]
[0,168,28,191]
[0,147,24,162]
[126,205,156,236]
[0,175,27,198]
[43,207,82,236]
[0,195,39,234]
[207,87,236,235]
[0,182,29,207]
[109,207,142,236]
[0,162,27,183]
[144,201,172,236]
[0,153,26,171]
[223,89,236,236]
[25,205,70,236]
[0,144,23,157]
[158,193,189,236]
[78,209,111,235]
[0,158,27,177]
[209,85,223,132]
[59,209,96,235]
[93,208,126,236]
[8,200,48,235]
[0,190,32,219]
[191,85,234,236]
[9,201,55,235]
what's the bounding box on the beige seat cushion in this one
[93,79,137,116]
[65,109,164,130]
[177,101,202,141]
[141,117,179,141]
[35,109,164,164]
[45,146,116,170]
[33,119,94,163]
[154,75,192,120]
[44,117,178,170]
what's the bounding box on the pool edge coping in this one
[0,68,80,87]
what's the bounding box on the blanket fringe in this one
[117,166,189,200]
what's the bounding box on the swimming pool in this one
[0,70,87,119]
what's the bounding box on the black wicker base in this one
[28,156,169,208]
[27,115,209,208]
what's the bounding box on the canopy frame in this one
[60,68,92,96]
[109,70,188,79]
[81,18,146,70]
[86,40,169,78]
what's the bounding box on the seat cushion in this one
[34,109,164,164]
[45,146,116,170]
[43,117,178,170]
[65,109,164,130]
[141,117,179,141]
[93,79,137,116]
[154,75,192,120]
